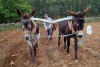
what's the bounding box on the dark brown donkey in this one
[57,7,90,62]
[17,9,39,62]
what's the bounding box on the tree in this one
[0,0,32,23]
[29,0,100,18]
[0,0,100,24]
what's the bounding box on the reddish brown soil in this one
[0,22,100,67]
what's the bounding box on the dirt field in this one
[0,22,100,67]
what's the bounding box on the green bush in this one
[0,0,32,24]
[85,17,100,22]
[0,24,21,31]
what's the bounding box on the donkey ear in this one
[67,10,77,17]
[29,10,36,17]
[82,7,90,17]
[16,9,23,17]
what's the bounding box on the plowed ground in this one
[0,22,100,67]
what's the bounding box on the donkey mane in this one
[22,13,30,19]
[76,11,84,18]
[76,11,82,14]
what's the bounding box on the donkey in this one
[57,7,90,62]
[17,9,39,62]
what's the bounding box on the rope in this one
[40,33,76,38]
[30,32,85,48]
[31,32,77,38]
[78,35,85,47]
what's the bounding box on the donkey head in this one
[67,7,90,38]
[17,9,36,40]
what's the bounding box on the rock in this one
[10,61,16,66]
[12,55,17,57]
[26,61,29,65]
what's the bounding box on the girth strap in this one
[32,20,36,34]
[68,20,75,33]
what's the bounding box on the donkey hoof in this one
[67,54,70,56]
[31,60,34,63]
[31,58,34,63]
[64,47,66,49]
[75,59,78,63]
[36,44,38,48]
[64,46,67,49]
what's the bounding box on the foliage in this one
[0,0,32,23]
[0,0,100,23]
[29,0,100,18]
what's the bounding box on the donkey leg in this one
[34,45,36,56]
[36,42,38,48]
[67,37,70,55]
[58,33,61,46]
[29,46,34,62]
[64,37,67,49]
[74,37,78,62]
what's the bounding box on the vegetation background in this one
[0,0,100,23]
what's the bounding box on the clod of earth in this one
[10,61,16,66]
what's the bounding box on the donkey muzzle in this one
[78,31,84,38]
[25,36,29,40]
[24,34,30,41]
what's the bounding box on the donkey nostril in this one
[25,37,29,40]
[78,35,83,38]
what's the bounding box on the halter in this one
[76,18,84,20]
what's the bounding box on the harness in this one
[31,20,37,34]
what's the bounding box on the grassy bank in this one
[0,24,21,31]
[85,17,100,22]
